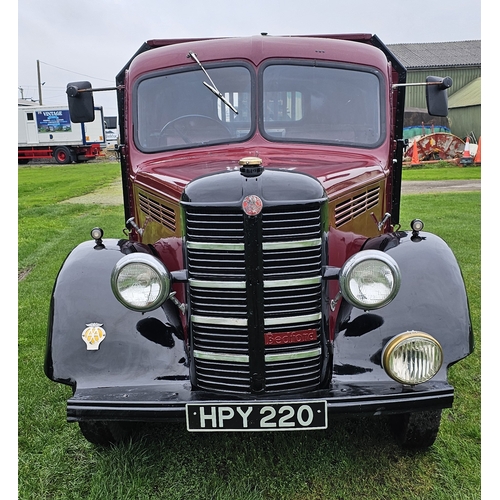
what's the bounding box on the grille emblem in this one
[242,195,263,216]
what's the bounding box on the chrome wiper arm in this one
[188,51,238,114]
[202,82,238,115]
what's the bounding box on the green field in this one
[402,164,481,181]
[18,163,480,500]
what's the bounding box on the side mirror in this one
[426,76,452,117]
[66,81,95,123]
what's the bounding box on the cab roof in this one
[122,34,403,83]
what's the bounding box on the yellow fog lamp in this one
[339,250,401,309]
[111,253,171,312]
[382,331,443,385]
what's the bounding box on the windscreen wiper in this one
[188,51,238,114]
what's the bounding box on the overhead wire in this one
[37,60,115,84]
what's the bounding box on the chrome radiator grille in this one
[185,204,324,394]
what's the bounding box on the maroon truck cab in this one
[45,34,472,448]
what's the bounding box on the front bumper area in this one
[67,381,454,422]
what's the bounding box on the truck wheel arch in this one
[368,230,473,360]
[45,239,188,387]
[333,230,473,379]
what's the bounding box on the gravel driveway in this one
[401,180,481,195]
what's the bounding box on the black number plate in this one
[186,400,327,431]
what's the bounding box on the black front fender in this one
[45,239,189,389]
[333,231,473,383]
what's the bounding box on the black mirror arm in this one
[391,77,452,90]
[66,85,124,97]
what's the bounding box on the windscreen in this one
[135,65,252,152]
[262,63,384,147]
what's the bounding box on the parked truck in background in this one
[45,33,472,449]
[18,104,105,164]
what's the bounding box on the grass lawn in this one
[402,164,481,181]
[17,162,480,500]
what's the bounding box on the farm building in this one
[388,40,481,142]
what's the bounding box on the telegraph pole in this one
[37,60,43,105]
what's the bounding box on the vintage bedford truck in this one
[44,33,472,448]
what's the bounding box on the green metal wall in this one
[448,105,481,141]
[404,67,481,107]
[404,67,481,140]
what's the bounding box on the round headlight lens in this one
[111,254,171,311]
[339,250,401,309]
[382,332,443,385]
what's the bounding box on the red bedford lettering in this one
[264,329,317,346]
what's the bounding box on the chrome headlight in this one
[339,250,401,309]
[111,253,171,311]
[382,331,443,385]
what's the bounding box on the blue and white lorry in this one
[18,104,105,164]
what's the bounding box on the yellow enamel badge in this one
[82,323,106,350]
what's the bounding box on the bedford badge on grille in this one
[242,195,263,216]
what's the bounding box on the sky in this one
[17,0,483,119]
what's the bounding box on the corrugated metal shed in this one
[448,77,481,108]
[447,77,481,140]
[387,40,481,69]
